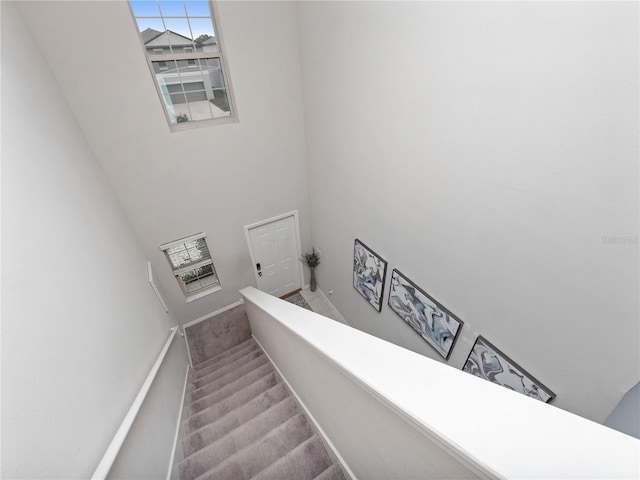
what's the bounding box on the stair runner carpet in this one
[179,338,346,480]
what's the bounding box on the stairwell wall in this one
[298,1,639,423]
[1,3,188,478]
[15,0,312,325]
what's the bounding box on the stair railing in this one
[91,326,179,480]
[240,286,640,480]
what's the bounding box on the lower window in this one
[160,233,221,300]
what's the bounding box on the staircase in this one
[178,338,346,480]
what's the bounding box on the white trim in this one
[166,363,191,480]
[243,210,304,294]
[148,261,169,313]
[252,335,356,480]
[185,283,222,303]
[172,258,213,276]
[159,232,206,251]
[183,299,244,329]
[184,328,194,369]
[91,327,179,480]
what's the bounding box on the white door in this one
[246,213,302,297]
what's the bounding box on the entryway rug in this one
[285,292,313,311]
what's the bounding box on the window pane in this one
[153,59,177,74]
[130,0,161,17]
[163,17,191,37]
[137,18,165,36]
[152,57,230,124]
[190,18,215,41]
[185,1,210,17]
[166,83,184,93]
[180,263,218,294]
[183,81,204,92]
[158,0,186,17]
[210,88,230,113]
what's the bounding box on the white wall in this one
[298,1,639,422]
[1,3,188,477]
[16,1,311,324]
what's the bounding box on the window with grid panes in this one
[160,233,221,300]
[129,0,235,129]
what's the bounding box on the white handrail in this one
[240,286,640,480]
[91,326,179,480]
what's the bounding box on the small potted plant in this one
[301,248,321,292]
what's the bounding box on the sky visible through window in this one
[130,0,215,41]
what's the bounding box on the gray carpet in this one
[179,339,346,480]
[284,293,313,311]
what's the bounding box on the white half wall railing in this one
[240,286,640,480]
[91,326,179,480]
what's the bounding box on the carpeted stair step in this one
[190,412,315,480]
[193,338,258,372]
[185,363,275,417]
[183,383,290,456]
[189,355,270,402]
[179,336,346,480]
[178,396,301,479]
[312,464,347,480]
[184,372,279,435]
[193,342,261,380]
[249,435,335,480]
[192,348,265,388]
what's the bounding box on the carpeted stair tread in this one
[179,396,301,479]
[191,413,315,480]
[194,339,259,373]
[189,355,270,402]
[183,383,290,456]
[249,435,333,480]
[185,363,275,417]
[192,348,265,388]
[183,372,279,435]
[312,464,347,480]
[179,337,345,480]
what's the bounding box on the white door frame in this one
[244,210,304,294]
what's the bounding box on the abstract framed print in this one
[388,269,463,360]
[463,336,555,403]
[353,239,388,312]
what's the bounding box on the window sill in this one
[186,284,222,303]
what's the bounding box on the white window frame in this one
[159,233,222,302]
[129,0,237,131]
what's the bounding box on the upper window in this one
[129,0,236,129]
[160,233,221,301]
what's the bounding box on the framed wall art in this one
[353,239,388,312]
[463,335,555,403]
[388,269,463,360]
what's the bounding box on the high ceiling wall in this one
[298,1,639,423]
[16,0,312,323]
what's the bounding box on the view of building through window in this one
[160,233,220,297]
[129,0,234,127]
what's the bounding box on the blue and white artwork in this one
[463,336,555,403]
[388,269,462,360]
[353,240,387,312]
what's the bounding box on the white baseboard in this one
[166,363,190,480]
[251,335,356,480]
[183,299,245,329]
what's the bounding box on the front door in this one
[245,213,302,297]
